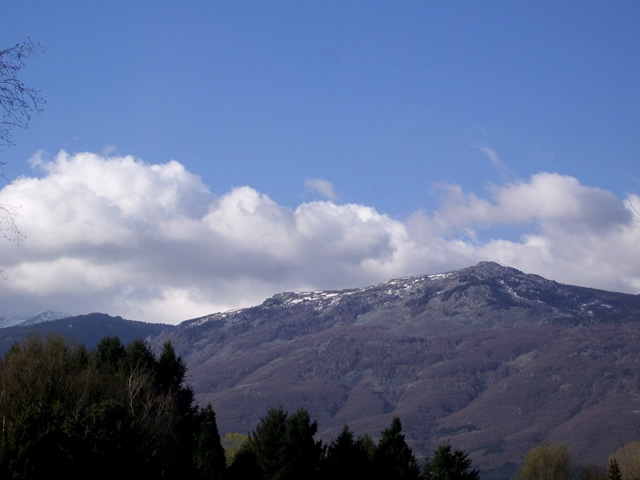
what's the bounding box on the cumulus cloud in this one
[305,177,339,200]
[434,173,631,233]
[0,150,638,324]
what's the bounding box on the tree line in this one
[0,334,477,480]
[226,407,478,480]
[3,334,637,480]
[0,334,225,479]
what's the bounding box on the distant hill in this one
[0,312,173,354]
[151,262,640,475]
[0,311,72,328]
[17,311,72,326]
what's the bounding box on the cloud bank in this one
[0,151,638,324]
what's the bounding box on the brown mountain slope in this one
[154,262,640,472]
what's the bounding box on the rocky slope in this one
[152,262,640,473]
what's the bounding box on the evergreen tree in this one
[239,407,323,480]
[246,407,288,480]
[373,417,421,480]
[282,408,323,480]
[95,335,125,369]
[194,404,227,480]
[423,442,479,480]
[324,424,375,479]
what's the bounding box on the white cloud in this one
[305,177,339,200]
[0,151,638,324]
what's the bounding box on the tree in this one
[1,38,45,149]
[281,408,323,480]
[517,442,573,480]
[609,442,640,480]
[609,459,622,480]
[244,406,287,480]
[0,39,45,243]
[423,442,479,480]
[323,424,375,479]
[235,407,323,480]
[0,334,209,479]
[373,417,421,480]
[193,404,227,480]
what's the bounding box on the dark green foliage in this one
[194,404,228,480]
[95,335,125,369]
[232,407,323,480]
[282,408,324,480]
[245,406,287,480]
[373,417,421,480]
[0,334,226,480]
[423,442,479,480]
[324,425,375,479]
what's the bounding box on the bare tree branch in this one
[0,38,46,151]
[0,204,25,243]
[0,39,43,267]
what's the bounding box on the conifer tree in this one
[237,407,323,480]
[373,417,421,480]
[324,424,375,479]
[194,404,227,480]
[423,442,479,480]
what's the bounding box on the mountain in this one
[151,262,640,475]
[0,316,28,328]
[0,312,174,354]
[0,311,72,328]
[18,310,72,326]
[4,262,639,475]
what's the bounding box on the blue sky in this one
[1,2,639,323]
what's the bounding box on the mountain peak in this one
[156,263,640,472]
[185,261,640,337]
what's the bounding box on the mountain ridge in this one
[153,261,640,473]
[0,310,72,328]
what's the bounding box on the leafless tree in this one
[0,39,44,244]
[1,38,45,150]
